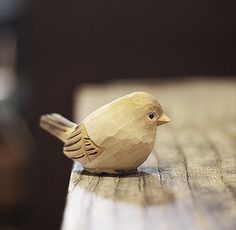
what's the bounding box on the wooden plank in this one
[61,80,236,230]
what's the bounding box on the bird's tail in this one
[40,113,77,142]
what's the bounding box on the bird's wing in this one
[63,123,104,164]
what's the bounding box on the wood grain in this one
[61,79,236,230]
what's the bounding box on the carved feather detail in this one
[63,123,104,164]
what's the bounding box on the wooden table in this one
[61,79,236,230]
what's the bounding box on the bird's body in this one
[40,92,170,174]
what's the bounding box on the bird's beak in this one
[157,113,170,126]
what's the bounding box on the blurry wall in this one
[28,0,236,83]
[3,0,235,230]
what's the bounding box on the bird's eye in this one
[148,112,156,120]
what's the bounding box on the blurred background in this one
[0,0,235,229]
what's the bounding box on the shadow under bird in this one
[40,92,170,174]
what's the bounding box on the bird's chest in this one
[84,121,156,170]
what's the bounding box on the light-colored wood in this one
[40,92,170,174]
[61,79,236,230]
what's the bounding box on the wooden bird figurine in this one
[40,92,170,174]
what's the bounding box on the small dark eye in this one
[149,113,154,119]
[148,112,156,120]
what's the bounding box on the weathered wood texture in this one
[61,80,236,230]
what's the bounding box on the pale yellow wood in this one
[40,92,170,174]
[61,79,236,230]
[82,92,169,173]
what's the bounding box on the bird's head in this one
[126,92,170,127]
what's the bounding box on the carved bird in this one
[40,92,170,174]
